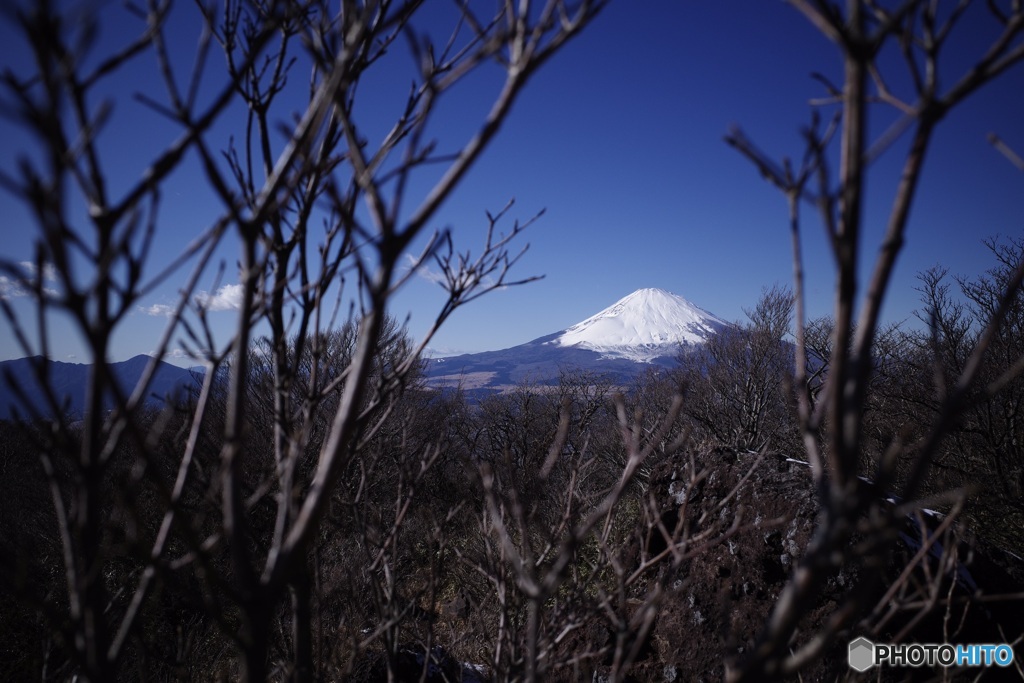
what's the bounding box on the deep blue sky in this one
[1,1,1023,363]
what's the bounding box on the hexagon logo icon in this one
[848,637,875,672]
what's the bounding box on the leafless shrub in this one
[0,0,607,679]
[726,1,1024,679]
[676,285,800,454]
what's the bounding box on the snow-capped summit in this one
[551,288,728,362]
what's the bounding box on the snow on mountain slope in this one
[550,288,728,362]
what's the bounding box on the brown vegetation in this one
[2,1,1024,681]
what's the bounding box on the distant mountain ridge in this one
[0,290,728,416]
[0,355,197,421]
[427,288,729,391]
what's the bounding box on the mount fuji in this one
[426,288,729,391]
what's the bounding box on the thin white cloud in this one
[196,283,244,311]
[164,347,199,361]
[402,254,509,294]
[19,261,57,282]
[3,263,60,300]
[404,254,447,285]
[0,275,56,300]
[139,283,244,317]
[0,275,27,299]
[139,303,176,317]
